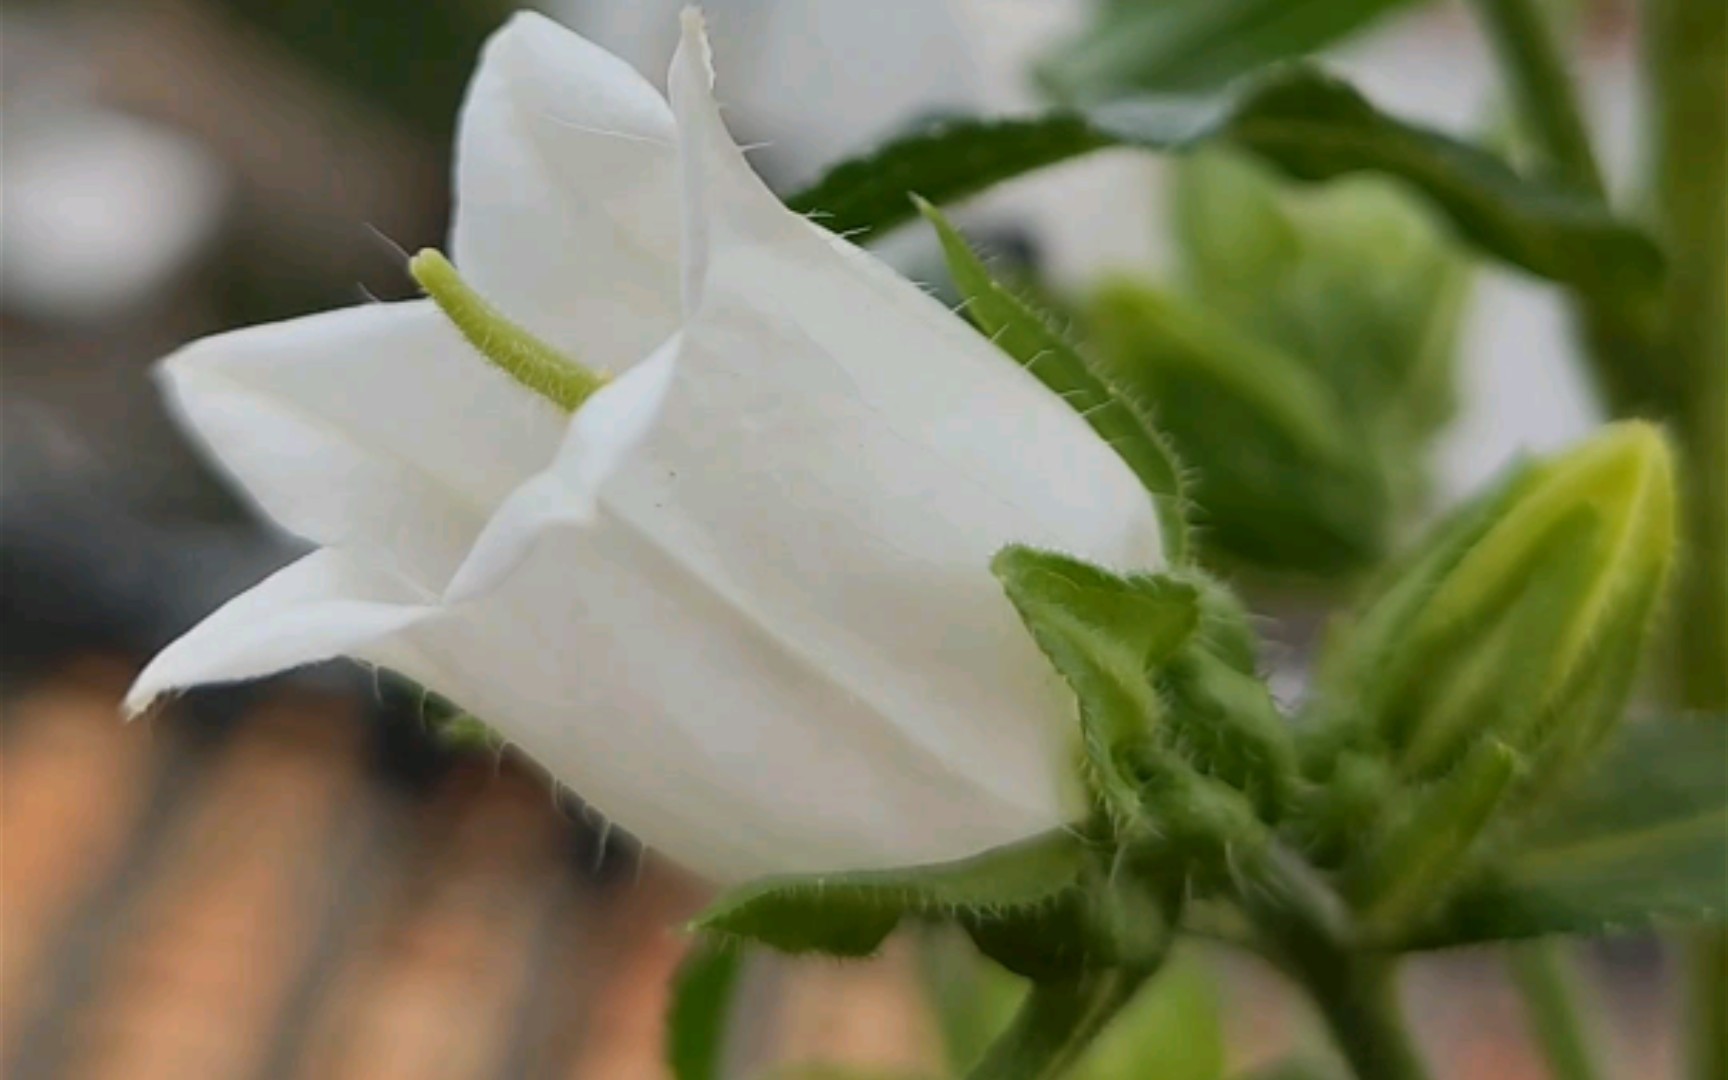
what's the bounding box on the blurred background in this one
[0,0,1676,1076]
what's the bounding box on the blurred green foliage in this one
[1041,0,1420,101]
[1086,149,1470,578]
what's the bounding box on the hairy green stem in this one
[1509,942,1608,1080]
[1304,958,1432,1080]
[1645,0,1728,1077]
[1467,0,1605,196]
[1247,846,1433,1080]
[965,968,1150,1080]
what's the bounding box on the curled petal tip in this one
[120,678,167,722]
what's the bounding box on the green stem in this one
[1646,0,1728,717]
[1296,953,1432,1080]
[1467,0,1605,196]
[1509,942,1608,1080]
[1247,847,1433,1080]
[1470,0,1673,414]
[1688,934,1728,1080]
[1645,0,1728,1078]
[965,968,1150,1080]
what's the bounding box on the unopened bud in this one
[1316,422,1678,789]
[1086,278,1394,575]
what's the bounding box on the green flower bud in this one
[1172,148,1469,444]
[1081,149,1470,579]
[1086,277,1395,575]
[1313,421,1678,790]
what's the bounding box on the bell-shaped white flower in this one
[127,11,1164,882]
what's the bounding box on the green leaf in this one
[1039,0,1419,101]
[693,831,1089,958]
[787,66,1660,297]
[918,200,1191,563]
[1406,717,1728,947]
[667,939,745,1080]
[992,548,1201,819]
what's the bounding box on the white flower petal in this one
[404,507,1061,881]
[158,300,566,589]
[453,12,683,372]
[444,336,679,604]
[609,14,1164,814]
[137,13,1176,882]
[125,549,434,715]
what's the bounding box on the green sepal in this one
[964,843,1181,981]
[1403,717,1728,948]
[787,66,1661,298]
[918,200,1191,564]
[991,547,1202,822]
[1346,739,1524,936]
[1156,647,1299,822]
[1130,758,1271,875]
[691,830,1089,959]
[666,939,745,1080]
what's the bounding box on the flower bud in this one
[1086,278,1395,575]
[1083,148,1470,579]
[1314,422,1678,790]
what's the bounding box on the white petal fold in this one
[444,335,679,604]
[453,11,683,372]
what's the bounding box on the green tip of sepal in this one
[1350,738,1523,937]
[920,197,1194,566]
[1320,421,1679,787]
[409,248,606,412]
